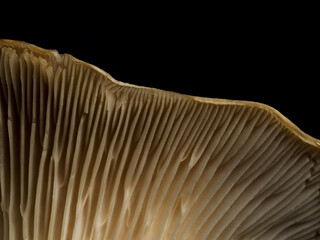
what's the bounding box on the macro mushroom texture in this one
[0,39,320,240]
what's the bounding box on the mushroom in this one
[0,39,319,240]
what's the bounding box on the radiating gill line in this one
[53,67,63,123]
[123,96,165,240]
[130,96,177,233]
[272,200,320,239]
[167,106,217,240]
[78,67,91,115]
[85,75,102,146]
[244,186,317,238]
[148,100,197,240]
[71,99,105,240]
[187,130,298,239]
[78,97,108,204]
[17,52,29,233]
[61,62,86,183]
[148,96,174,155]
[51,67,67,163]
[0,48,9,104]
[102,106,133,238]
[104,97,138,239]
[25,51,34,125]
[89,88,125,235]
[175,106,248,238]
[264,151,310,194]
[33,58,54,240]
[46,62,67,240]
[81,101,110,240]
[0,51,10,240]
[121,94,147,199]
[60,74,105,239]
[235,123,284,186]
[178,108,263,239]
[6,50,22,240]
[187,118,280,239]
[38,58,47,147]
[240,183,319,239]
[9,52,21,120]
[127,97,173,240]
[7,107,22,240]
[175,105,231,239]
[173,105,219,214]
[0,190,3,239]
[117,94,163,240]
[201,143,304,240]
[143,99,196,240]
[53,68,68,184]
[168,101,201,162]
[94,91,136,235]
[233,153,312,233]
[165,104,209,240]
[258,201,318,240]
[220,159,314,240]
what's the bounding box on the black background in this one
[1,2,319,139]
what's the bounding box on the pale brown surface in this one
[0,39,319,240]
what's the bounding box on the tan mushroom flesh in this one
[0,39,319,240]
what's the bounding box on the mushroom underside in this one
[0,40,320,240]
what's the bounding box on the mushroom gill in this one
[0,39,319,240]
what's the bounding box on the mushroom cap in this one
[0,39,319,240]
